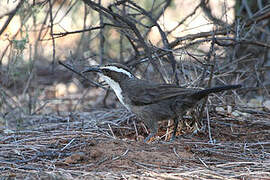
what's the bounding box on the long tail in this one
[193,84,241,100]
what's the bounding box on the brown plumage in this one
[83,63,241,142]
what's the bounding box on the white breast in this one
[100,74,130,111]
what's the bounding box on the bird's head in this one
[83,63,135,110]
[83,63,135,84]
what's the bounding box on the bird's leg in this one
[144,120,158,143]
[170,117,179,141]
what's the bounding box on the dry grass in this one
[1,107,269,179]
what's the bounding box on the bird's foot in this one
[144,133,155,143]
[170,136,176,142]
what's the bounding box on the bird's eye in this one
[102,69,110,75]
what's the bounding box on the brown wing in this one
[124,79,200,105]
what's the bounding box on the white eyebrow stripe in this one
[100,66,133,78]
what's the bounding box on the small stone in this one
[216,107,225,112]
[263,100,270,111]
[64,152,85,164]
[232,110,251,117]
[232,110,240,117]
[227,105,232,114]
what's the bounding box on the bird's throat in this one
[100,74,130,111]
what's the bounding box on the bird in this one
[83,63,241,142]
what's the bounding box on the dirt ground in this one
[1,108,270,179]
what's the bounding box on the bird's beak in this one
[82,66,102,73]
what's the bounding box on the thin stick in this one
[58,60,107,90]
[206,107,213,144]
[61,138,75,151]
[108,124,116,139]
[197,157,209,169]
[133,120,138,138]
